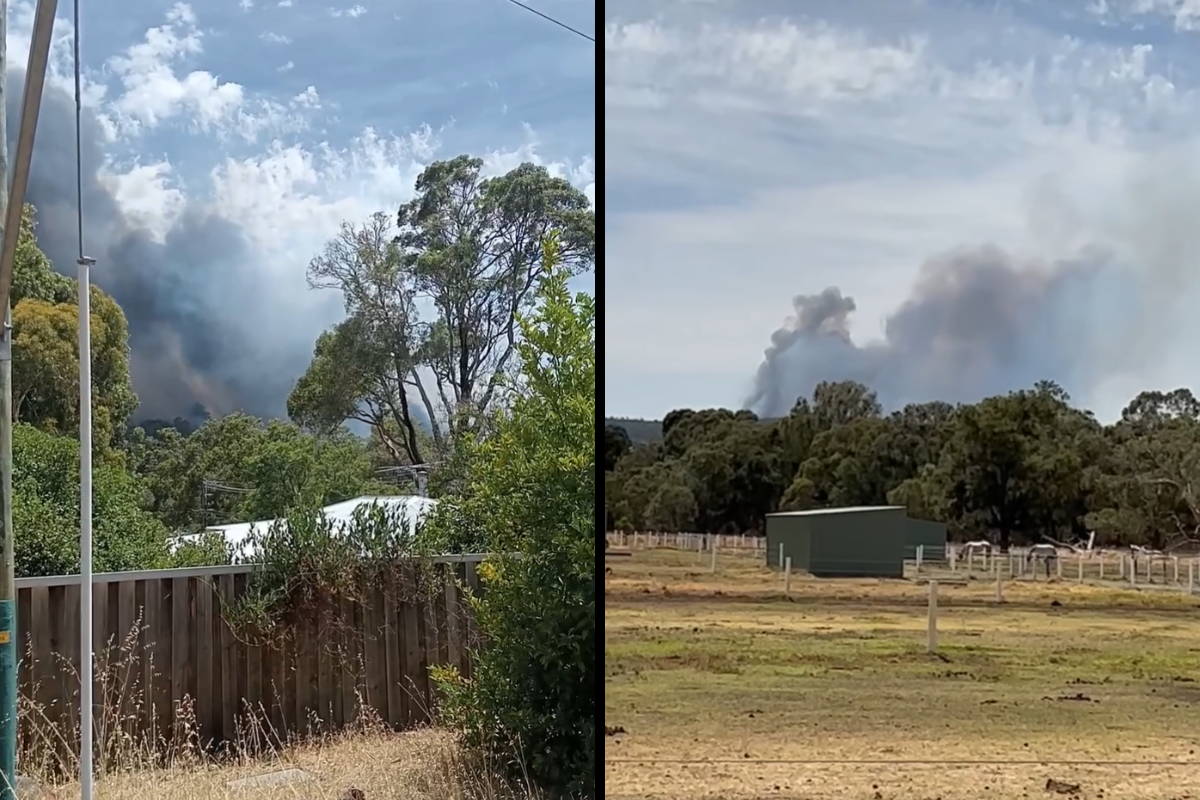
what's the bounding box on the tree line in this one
[605,379,1200,551]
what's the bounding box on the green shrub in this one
[14,423,171,576]
[225,503,433,638]
[431,240,596,799]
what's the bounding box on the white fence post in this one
[1099,558,1104,580]
[927,580,939,653]
[949,547,957,572]
[784,557,792,597]
[778,542,785,570]
[710,539,718,574]
[916,545,924,574]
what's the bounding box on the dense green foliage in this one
[432,243,596,798]
[606,381,1200,550]
[14,424,169,576]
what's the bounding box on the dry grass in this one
[13,624,534,800]
[605,548,1200,800]
[44,728,527,799]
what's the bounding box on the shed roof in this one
[767,505,905,517]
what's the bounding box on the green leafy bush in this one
[226,503,433,638]
[14,423,171,576]
[431,240,596,799]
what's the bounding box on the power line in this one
[502,0,594,43]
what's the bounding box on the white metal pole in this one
[78,255,95,800]
[926,580,939,653]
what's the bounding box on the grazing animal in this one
[1129,544,1164,582]
[1028,543,1060,577]
[960,540,993,557]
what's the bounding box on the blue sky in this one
[605,0,1200,422]
[5,0,595,417]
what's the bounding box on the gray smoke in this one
[747,244,1147,417]
[747,144,1200,418]
[9,69,331,421]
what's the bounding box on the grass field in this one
[604,548,1200,800]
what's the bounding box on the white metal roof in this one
[174,494,440,561]
[767,505,905,517]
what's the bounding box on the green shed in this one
[904,518,948,560]
[765,506,907,578]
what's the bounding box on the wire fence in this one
[605,531,1200,594]
[605,530,767,553]
[915,545,1200,594]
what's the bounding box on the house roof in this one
[175,494,440,560]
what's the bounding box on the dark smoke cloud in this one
[747,243,1149,417]
[9,69,330,421]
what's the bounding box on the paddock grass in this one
[604,547,1200,799]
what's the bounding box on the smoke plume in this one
[9,70,334,422]
[747,151,1200,418]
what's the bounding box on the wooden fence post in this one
[783,557,792,598]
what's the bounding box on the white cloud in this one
[331,4,367,18]
[604,2,1200,418]
[105,3,243,134]
[239,0,254,10]
[1112,0,1200,29]
[97,4,319,142]
[260,32,291,44]
[278,0,293,6]
[278,60,295,72]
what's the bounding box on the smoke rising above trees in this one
[746,149,1200,418]
[11,70,339,421]
[747,246,1112,416]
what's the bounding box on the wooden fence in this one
[14,555,485,753]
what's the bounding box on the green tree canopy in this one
[291,157,595,463]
